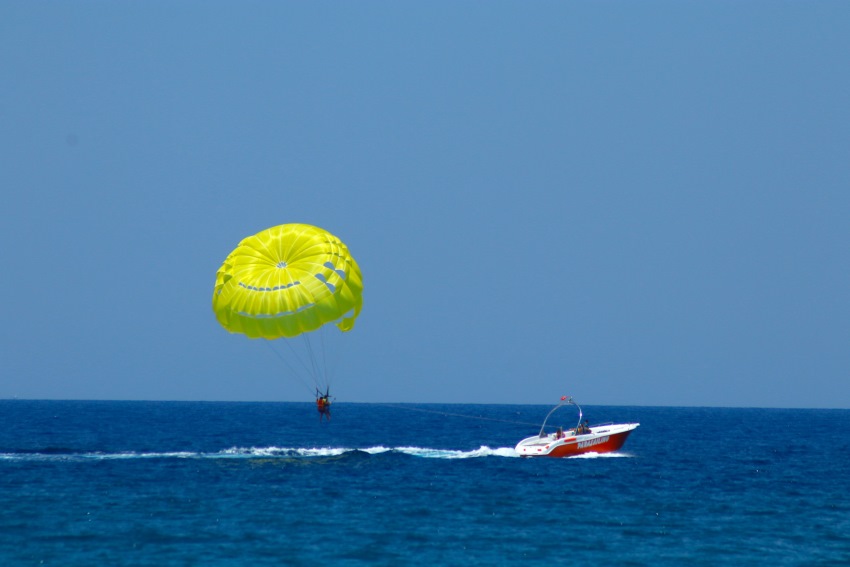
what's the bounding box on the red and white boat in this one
[515,396,639,458]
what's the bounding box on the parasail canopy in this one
[212,224,363,340]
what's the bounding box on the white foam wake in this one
[0,446,522,462]
[0,451,198,461]
[569,451,632,459]
[221,445,521,459]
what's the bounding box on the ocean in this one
[1,400,848,566]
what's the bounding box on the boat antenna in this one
[538,396,578,437]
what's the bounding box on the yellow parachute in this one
[212,224,363,393]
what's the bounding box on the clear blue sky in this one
[3,1,848,408]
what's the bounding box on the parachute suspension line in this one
[277,336,319,382]
[262,340,315,397]
[299,333,323,391]
[300,325,344,395]
[319,325,330,390]
[322,324,349,393]
[318,325,342,393]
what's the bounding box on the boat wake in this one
[568,451,633,459]
[0,446,522,462]
[227,445,523,459]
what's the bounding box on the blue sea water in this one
[1,401,849,566]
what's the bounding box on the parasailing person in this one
[316,388,332,421]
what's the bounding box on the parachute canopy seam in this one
[236,303,315,318]
[236,307,357,322]
[238,281,301,292]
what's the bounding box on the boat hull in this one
[515,423,639,458]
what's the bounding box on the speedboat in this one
[515,396,639,457]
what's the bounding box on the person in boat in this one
[316,388,331,421]
[577,420,591,434]
[555,426,564,439]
